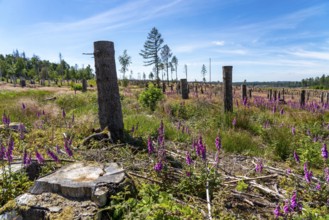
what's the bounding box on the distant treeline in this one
[0,50,94,83]
[301,74,329,89]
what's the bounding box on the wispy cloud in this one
[212,41,225,46]
[289,50,329,61]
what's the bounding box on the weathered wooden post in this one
[162,82,166,93]
[94,41,124,141]
[307,92,310,101]
[320,92,324,104]
[82,79,87,92]
[241,84,247,100]
[326,93,329,104]
[20,77,26,87]
[180,79,188,99]
[300,90,305,107]
[223,66,233,112]
[273,90,277,101]
[248,89,252,99]
[269,89,273,100]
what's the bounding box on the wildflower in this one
[47,149,59,162]
[22,103,26,110]
[316,183,321,190]
[56,145,61,154]
[18,123,25,140]
[324,167,329,182]
[64,138,73,157]
[306,129,311,136]
[154,161,163,172]
[215,136,221,151]
[243,97,247,106]
[304,162,313,183]
[255,160,263,173]
[232,117,237,127]
[293,150,300,163]
[272,105,276,113]
[290,192,297,210]
[36,111,41,118]
[197,136,206,160]
[280,108,284,115]
[147,136,154,155]
[186,171,191,177]
[131,125,135,133]
[2,113,10,126]
[283,200,290,214]
[62,109,66,118]
[0,144,6,160]
[186,151,192,165]
[6,137,14,163]
[291,126,296,135]
[273,205,282,218]
[321,143,328,160]
[23,149,29,167]
[35,150,44,164]
[286,168,291,174]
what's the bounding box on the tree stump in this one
[223,66,233,112]
[82,79,87,92]
[94,41,124,142]
[180,79,188,99]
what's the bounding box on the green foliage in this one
[222,129,261,155]
[138,83,163,111]
[70,83,83,91]
[236,180,248,192]
[104,183,202,219]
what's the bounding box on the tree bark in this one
[94,41,124,142]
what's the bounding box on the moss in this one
[49,207,74,220]
[0,200,16,214]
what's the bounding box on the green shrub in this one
[70,83,83,91]
[138,83,163,111]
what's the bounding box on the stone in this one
[0,122,27,132]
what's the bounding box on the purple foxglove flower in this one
[324,167,329,182]
[19,123,25,140]
[62,109,66,118]
[42,110,45,115]
[2,113,10,126]
[272,105,276,113]
[286,168,291,174]
[280,108,284,115]
[22,103,26,110]
[293,150,300,163]
[35,150,44,164]
[36,111,41,118]
[6,137,14,163]
[291,127,296,136]
[243,98,247,106]
[290,192,297,210]
[147,137,154,155]
[316,183,321,190]
[186,171,191,177]
[154,161,163,172]
[304,164,312,183]
[47,149,59,162]
[0,144,6,160]
[273,205,281,218]
[283,200,290,214]
[321,143,328,159]
[232,117,237,127]
[186,151,192,165]
[306,129,311,136]
[56,145,61,154]
[255,160,263,173]
[215,136,221,151]
[23,149,28,167]
[64,138,73,157]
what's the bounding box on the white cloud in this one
[212,41,225,46]
[289,50,329,61]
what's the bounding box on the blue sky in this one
[0,0,329,82]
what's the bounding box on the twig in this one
[224,174,278,184]
[206,179,212,220]
[127,172,162,184]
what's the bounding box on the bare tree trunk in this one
[94,41,124,142]
[181,79,188,99]
[223,66,233,112]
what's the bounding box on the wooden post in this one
[248,89,252,99]
[307,92,310,101]
[321,92,324,104]
[327,93,329,104]
[181,79,188,99]
[82,79,87,92]
[300,90,305,107]
[269,89,273,100]
[223,66,233,112]
[273,90,277,101]
[94,41,124,141]
[162,82,166,93]
[241,84,247,100]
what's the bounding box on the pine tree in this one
[139,27,164,85]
